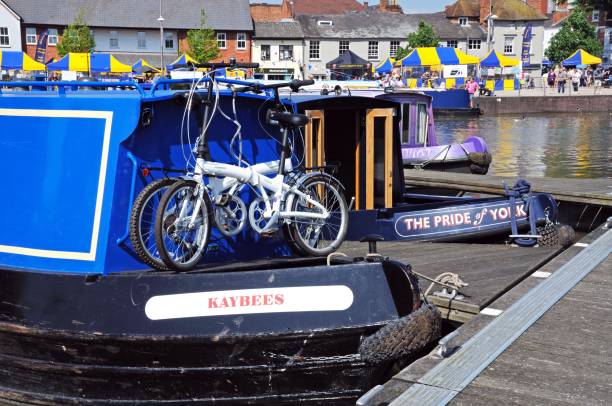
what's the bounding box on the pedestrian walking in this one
[547,69,556,89]
[557,68,567,94]
[572,68,581,92]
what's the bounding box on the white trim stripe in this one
[0,108,113,261]
[574,242,589,248]
[480,307,503,316]
[532,271,552,278]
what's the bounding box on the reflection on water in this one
[436,113,612,179]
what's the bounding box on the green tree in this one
[545,6,603,64]
[554,0,611,12]
[185,10,220,63]
[57,11,95,56]
[394,20,440,60]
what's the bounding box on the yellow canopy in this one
[47,53,132,73]
[397,47,479,66]
[479,50,520,67]
[562,49,602,66]
[0,51,46,71]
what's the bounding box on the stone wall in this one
[476,95,612,115]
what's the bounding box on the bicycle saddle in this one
[268,111,310,127]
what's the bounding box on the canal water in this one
[436,113,611,179]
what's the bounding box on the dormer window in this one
[459,17,468,26]
[317,20,333,26]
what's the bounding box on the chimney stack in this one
[364,1,368,6]
[379,0,388,10]
[480,0,491,25]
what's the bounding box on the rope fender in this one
[503,179,539,247]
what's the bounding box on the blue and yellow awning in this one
[397,47,479,66]
[0,51,46,71]
[47,53,132,73]
[132,58,160,74]
[479,50,520,68]
[374,57,395,74]
[562,49,602,67]
[166,54,198,71]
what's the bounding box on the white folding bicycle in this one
[154,76,348,271]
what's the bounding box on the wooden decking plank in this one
[451,256,612,406]
[341,241,557,313]
[403,170,612,206]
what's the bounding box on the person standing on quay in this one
[571,68,582,92]
[557,68,567,94]
[466,77,480,107]
[547,69,556,89]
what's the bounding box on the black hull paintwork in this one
[0,259,421,405]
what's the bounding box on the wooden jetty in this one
[360,224,612,406]
[403,170,612,206]
[341,241,559,323]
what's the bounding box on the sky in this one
[250,0,456,14]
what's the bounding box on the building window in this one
[446,40,458,48]
[468,39,481,50]
[0,27,8,47]
[137,31,146,49]
[459,17,468,26]
[504,36,514,54]
[217,32,226,49]
[317,20,333,26]
[592,10,600,22]
[339,40,349,55]
[26,27,36,45]
[47,28,58,46]
[390,40,400,57]
[279,44,293,60]
[237,33,247,50]
[109,31,119,48]
[368,41,379,60]
[608,30,612,45]
[309,40,320,60]
[164,33,174,49]
[261,44,270,61]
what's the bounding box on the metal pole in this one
[158,0,165,74]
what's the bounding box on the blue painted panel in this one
[0,115,105,252]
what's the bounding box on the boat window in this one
[401,104,410,144]
[416,103,428,146]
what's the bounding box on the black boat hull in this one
[0,259,423,405]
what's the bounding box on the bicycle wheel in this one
[129,178,176,270]
[155,179,212,272]
[286,174,348,256]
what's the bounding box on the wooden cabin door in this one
[304,110,325,169]
[364,108,393,210]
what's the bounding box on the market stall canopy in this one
[0,51,46,71]
[47,53,132,73]
[132,58,160,74]
[397,47,479,66]
[166,54,198,71]
[562,49,602,66]
[374,57,395,74]
[479,50,520,67]
[326,50,371,70]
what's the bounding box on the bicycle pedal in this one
[260,230,278,238]
[214,193,231,207]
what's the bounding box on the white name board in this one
[443,65,468,78]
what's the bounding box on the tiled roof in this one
[254,21,304,39]
[445,0,480,18]
[297,10,485,40]
[292,0,365,15]
[445,0,548,21]
[2,0,253,31]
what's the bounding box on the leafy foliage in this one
[185,10,220,63]
[394,21,440,60]
[545,6,603,64]
[57,11,95,56]
[554,0,611,11]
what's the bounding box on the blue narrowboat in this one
[0,79,444,404]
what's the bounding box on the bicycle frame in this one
[189,157,329,232]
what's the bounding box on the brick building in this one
[1,0,253,66]
[251,0,366,22]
